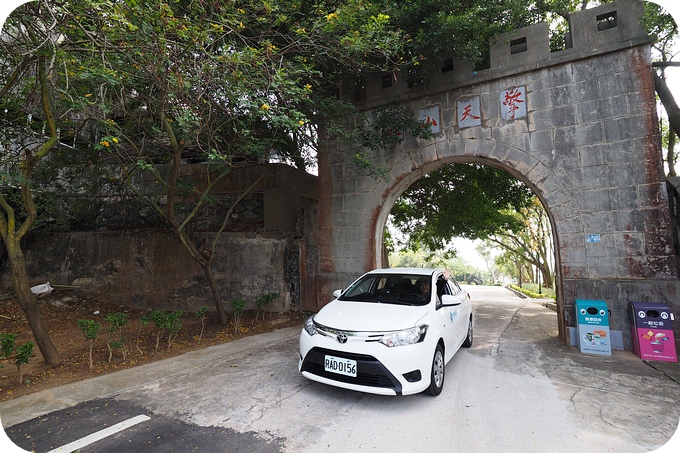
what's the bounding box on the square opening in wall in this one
[597,11,617,31]
[381,74,392,89]
[510,37,527,55]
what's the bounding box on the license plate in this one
[324,355,357,377]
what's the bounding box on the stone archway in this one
[370,155,566,337]
[316,0,680,349]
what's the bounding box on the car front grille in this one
[301,347,402,394]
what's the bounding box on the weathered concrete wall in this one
[0,163,319,314]
[317,0,680,349]
[8,231,294,313]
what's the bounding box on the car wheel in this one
[426,343,445,396]
[462,316,473,348]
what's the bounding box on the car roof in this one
[366,268,440,276]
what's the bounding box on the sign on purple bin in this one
[628,302,677,362]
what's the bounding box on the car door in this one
[435,274,465,361]
[447,279,469,346]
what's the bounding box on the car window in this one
[436,275,449,301]
[344,277,373,298]
[340,273,434,306]
[448,280,461,295]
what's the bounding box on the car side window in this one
[448,280,461,295]
[436,274,452,304]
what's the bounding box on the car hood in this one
[314,300,429,332]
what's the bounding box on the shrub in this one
[105,312,129,362]
[195,307,208,343]
[149,310,183,351]
[230,299,246,334]
[77,319,102,370]
[0,332,35,384]
[255,292,278,322]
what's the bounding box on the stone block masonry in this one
[316,0,680,350]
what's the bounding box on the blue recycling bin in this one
[575,299,611,356]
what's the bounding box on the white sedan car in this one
[299,268,473,396]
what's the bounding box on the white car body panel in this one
[299,268,473,396]
[313,302,428,332]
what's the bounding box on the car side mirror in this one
[333,289,342,299]
[441,294,461,306]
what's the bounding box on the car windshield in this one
[339,273,433,306]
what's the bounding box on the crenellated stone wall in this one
[316,0,680,349]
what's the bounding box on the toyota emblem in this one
[337,333,348,344]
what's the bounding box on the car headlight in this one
[379,325,428,347]
[304,316,318,336]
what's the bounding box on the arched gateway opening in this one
[373,157,563,335]
[316,0,680,349]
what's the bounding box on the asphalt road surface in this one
[2,285,679,452]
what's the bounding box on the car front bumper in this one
[298,328,436,396]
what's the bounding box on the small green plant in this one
[0,332,18,359]
[229,299,246,334]
[255,292,278,322]
[0,333,35,384]
[77,319,102,370]
[105,312,129,363]
[14,341,34,384]
[135,315,149,355]
[149,310,183,351]
[195,306,208,343]
[165,310,182,350]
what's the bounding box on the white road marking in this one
[47,414,150,453]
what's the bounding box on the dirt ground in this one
[0,291,306,402]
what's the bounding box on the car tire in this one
[462,316,473,348]
[426,343,445,396]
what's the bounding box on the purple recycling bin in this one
[628,302,677,362]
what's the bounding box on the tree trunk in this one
[655,72,680,175]
[540,264,553,290]
[6,239,63,365]
[204,264,228,325]
[668,129,677,177]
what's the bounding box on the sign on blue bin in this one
[576,299,611,356]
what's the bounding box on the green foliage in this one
[135,315,150,355]
[149,310,183,351]
[195,307,208,343]
[15,341,34,366]
[77,319,102,370]
[105,312,129,362]
[327,101,436,180]
[1,332,36,384]
[229,299,246,334]
[77,319,102,341]
[0,333,18,359]
[509,284,555,300]
[390,163,533,256]
[255,292,278,321]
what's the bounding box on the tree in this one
[390,164,534,256]
[1,0,413,326]
[488,198,555,289]
[81,0,414,323]
[0,2,67,365]
[643,1,680,176]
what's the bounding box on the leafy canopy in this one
[390,164,534,255]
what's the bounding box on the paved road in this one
[1,286,679,452]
